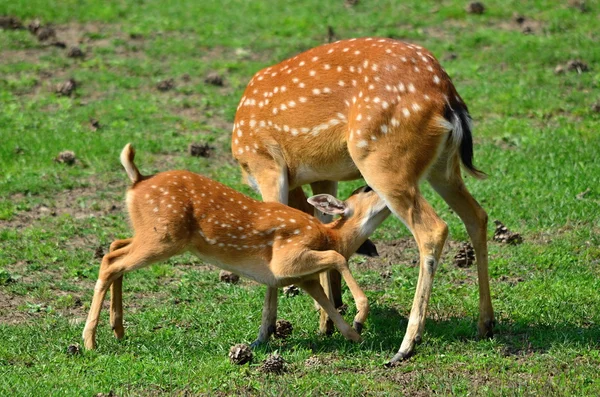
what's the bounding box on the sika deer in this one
[231,37,494,364]
[82,144,390,350]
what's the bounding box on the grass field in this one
[1,0,600,395]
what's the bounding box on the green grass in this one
[1,0,600,395]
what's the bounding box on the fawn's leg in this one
[83,239,178,349]
[310,181,343,335]
[108,238,131,339]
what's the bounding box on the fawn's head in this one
[307,185,390,240]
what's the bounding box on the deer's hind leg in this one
[349,117,449,363]
[428,154,494,339]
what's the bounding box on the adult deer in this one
[82,144,390,350]
[231,37,494,364]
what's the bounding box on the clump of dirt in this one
[54,150,76,165]
[89,118,101,131]
[274,319,293,339]
[94,246,105,260]
[157,78,175,91]
[591,103,600,113]
[345,0,359,7]
[443,53,458,61]
[204,72,224,86]
[67,46,84,58]
[498,275,524,287]
[188,142,214,158]
[568,0,589,12]
[511,14,538,34]
[28,19,57,43]
[555,60,589,74]
[56,78,77,96]
[454,242,475,268]
[513,14,526,24]
[283,285,300,297]
[66,343,81,356]
[94,391,116,397]
[466,2,485,14]
[566,59,589,73]
[219,270,240,284]
[304,355,322,368]
[229,343,253,365]
[493,220,523,245]
[380,270,392,279]
[0,15,24,30]
[129,32,144,40]
[260,354,286,374]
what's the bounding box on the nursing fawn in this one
[82,144,390,350]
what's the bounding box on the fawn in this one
[232,37,494,363]
[82,143,390,350]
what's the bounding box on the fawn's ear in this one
[307,194,347,215]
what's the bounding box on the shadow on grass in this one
[263,304,600,359]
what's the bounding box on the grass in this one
[1,0,600,395]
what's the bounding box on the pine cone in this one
[56,78,77,96]
[304,355,322,367]
[228,343,253,365]
[189,142,213,158]
[156,78,175,91]
[0,16,24,30]
[454,242,475,268]
[55,150,76,165]
[67,46,85,59]
[274,319,293,339]
[466,2,485,14]
[493,220,523,245]
[219,270,240,284]
[204,72,224,86]
[260,354,285,374]
[283,285,300,297]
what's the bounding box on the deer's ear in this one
[307,194,347,215]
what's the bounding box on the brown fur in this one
[231,37,494,362]
[82,144,390,350]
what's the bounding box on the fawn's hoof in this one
[353,321,363,335]
[385,349,414,367]
[319,319,335,336]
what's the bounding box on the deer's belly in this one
[292,159,361,187]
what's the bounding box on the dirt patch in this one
[358,238,468,271]
[0,289,37,325]
[357,238,419,271]
[0,177,126,230]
